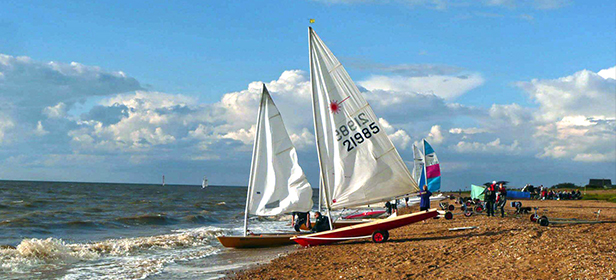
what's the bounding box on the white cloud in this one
[379,118,412,149]
[517,68,616,122]
[0,115,15,144]
[449,127,487,134]
[0,54,140,108]
[43,102,68,119]
[0,53,613,187]
[453,138,520,154]
[33,121,49,136]
[359,73,484,100]
[313,0,570,10]
[598,66,616,80]
[428,125,444,144]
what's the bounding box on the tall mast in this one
[308,27,333,229]
[243,84,267,236]
[422,139,428,192]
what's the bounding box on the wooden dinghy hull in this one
[291,209,438,247]
[217,234,299,248]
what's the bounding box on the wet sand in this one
[228,199,616,279]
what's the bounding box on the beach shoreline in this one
[229,198,616,279]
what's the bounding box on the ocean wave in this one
[181,214,219,224]
[115,214,178,226]
[0,227,225,279]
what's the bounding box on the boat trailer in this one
[530,209,616,227]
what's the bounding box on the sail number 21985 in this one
[335,113,381,152]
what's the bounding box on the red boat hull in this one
[343,210,387,219]
[291,209,438,247]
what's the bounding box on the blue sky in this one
[0,0,615,189]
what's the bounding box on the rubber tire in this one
[448,204,455,211]
[474,205,484,213]
[445,211,454,220]
[538,216,549,227]
[464,210,473,217]
[530,214,538,222]
[372,230,389,243]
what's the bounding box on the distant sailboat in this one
[162,175,165,187]
[202,176,208,189]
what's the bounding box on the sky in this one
[0,0,614,190]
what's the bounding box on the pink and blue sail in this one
[423,139,441,192]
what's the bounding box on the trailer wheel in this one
[372,230,389,243]
[445,211,454,220]
[474,205,484,213]
[464,210,473,217]
[538,216,549,227]
[530,214,539,222]
[448,205,455,211]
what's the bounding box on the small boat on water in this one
[216,84,314,248]
[202,176,208,189]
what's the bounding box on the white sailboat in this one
[162,175,165,187]
[293,27,437,246]
[217,84,314,248]
[412,144,425,184]
[202,176,208,189]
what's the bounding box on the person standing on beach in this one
[419,185,432,223]
[485,182,496,217]
[497,183,507,217]
[419,185,432,211]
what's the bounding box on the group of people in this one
[484,181,507,217]
[522,184,583,200]
[540,188,582,200]
[291,211,331,233]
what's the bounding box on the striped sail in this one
[423,139,441,192]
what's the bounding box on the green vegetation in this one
[582,192,616,203]
[551,182,580,189]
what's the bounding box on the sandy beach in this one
[229,198,616,279]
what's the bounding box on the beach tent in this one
[506,191,530,199]
[471,184,485,200]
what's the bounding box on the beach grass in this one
[582,189,616,203]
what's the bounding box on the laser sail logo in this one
[329,96,349,114]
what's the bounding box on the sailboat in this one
[412,144,425,184]
[292,27,437,247]
[422,139,441,192]
[202,176,208,189]
[162,175,165,187]
[216,84,314,248]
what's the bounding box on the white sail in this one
[309,27,418,210]
[245,84,314,216]
[202,176,208,188]
[412,144,424,183]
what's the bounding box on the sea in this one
[0,180,315,279]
